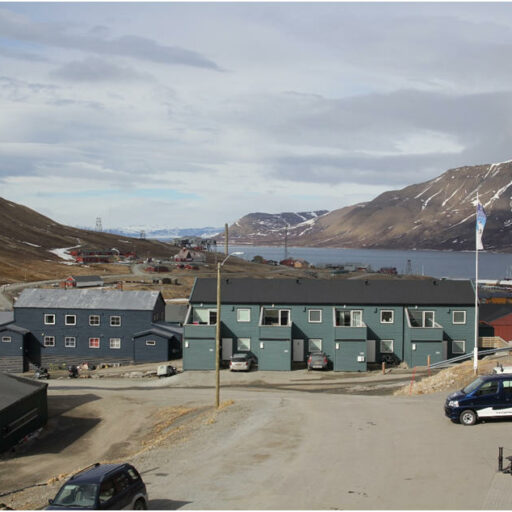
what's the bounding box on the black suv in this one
[47,463,148,510]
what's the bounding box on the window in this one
[453,311,466,324]
[64,337,76,348]
[452,340,465,354]
[65,315,76,326]
[380,339,394,353]
[262,309,290,326]
[191,309,217,325]
[237,338,251,351]
[503,381,512,395]
[44,314,55,325]
[44,336,55,347]
[237,309,251,322]
[146,340,156,346]
[409,310,435,327]
[110,338,121,349]
[309,338,322,352]
[89,337,100,348]
[89,315,100,326]
[380,310,394,324]
[308,310,322,323]
[335,309,363,327]
[2,336,11,343]
[475,380,499,396]
[110,316,121,327]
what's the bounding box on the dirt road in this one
[2,370,512,510]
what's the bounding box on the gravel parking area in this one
[2,368,512,510]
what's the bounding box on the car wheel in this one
[459,409,477,426]
[134,498,147,510]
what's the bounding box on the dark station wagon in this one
[47,463,148,510]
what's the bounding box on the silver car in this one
[229,352,256,371]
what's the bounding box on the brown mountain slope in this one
[0,197,178,283]
[223,161,512,252]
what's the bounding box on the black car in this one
[47,463,148,510]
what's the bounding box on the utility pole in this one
[224,223,228,256]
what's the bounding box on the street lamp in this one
[215,251,243,408]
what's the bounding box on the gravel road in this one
[2,369,512,510]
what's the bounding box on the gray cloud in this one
[0,7,221,70]
[50,57,147,82]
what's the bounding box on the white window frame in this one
[44,314,55,325]
[109,338,121,349]
[64,336,76,348]
[191,308,217,325]
[380,339,394,354]
[380,310,394,324]
[43,336,55,347]
[89,337,100,349]
[237,337,251,351]
[261,308,291,326]
[146,339,156,346]
[334,309,363,327]
[237,308,251,323]
[110,315,121,327]
[65,314,76,326]
[452,311,466,325]
[452,340,465,354]
[2,336,12,343]
[423,311,435,327]
[308,338,323,352]
[89,315,100,326]
[308,309,322,323]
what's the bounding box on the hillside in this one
[0,197,179,283]
[221,160,512,252]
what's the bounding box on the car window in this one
[503,381,512,394]
[127,468,140,482]
[113,472,131,492]
[475,380,499,396]
[99,479,115,504]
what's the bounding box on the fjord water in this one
[229,245,512,280]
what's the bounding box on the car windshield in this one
[52,483,98,508]
[462,377,485,395]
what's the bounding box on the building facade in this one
[183,278,476,371]
[0,288,181,372]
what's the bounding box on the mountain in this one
[222,161,512,252]
[0,197,179,282]
[103,226,222,240]
[224,210,329,244]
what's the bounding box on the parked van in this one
[445,374,512,425]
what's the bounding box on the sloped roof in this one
[0,373,47,410]
[71,275,104,283]
[15,288,161,311]
[0,323,29,335]
[133,323,183,339]
[479,304,512,323]
[190,278,475,306]
[0,311,14,326]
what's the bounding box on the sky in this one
[2,2,512,230]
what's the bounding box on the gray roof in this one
[15,288,161,311]
[165,304,188,324]
[134,323,183,339]
[0,373,47,410]
[480,304,512,323]
[190,278,475,306]
[72,275,104,283]
[0,311,14,326]
[0,323,29,335]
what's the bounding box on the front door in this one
[292,339,304,362]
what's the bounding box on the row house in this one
[183,278,475,371]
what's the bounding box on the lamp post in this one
[215,251,243,408]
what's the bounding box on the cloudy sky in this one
[2,2,512,230]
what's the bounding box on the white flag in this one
[476,202,487,250]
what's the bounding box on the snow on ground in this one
[22,241,41,247]
[49,245,80,261]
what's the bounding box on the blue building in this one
[0,288,182,372]
[183,278,476,371]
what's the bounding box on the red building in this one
[479,304,512,341]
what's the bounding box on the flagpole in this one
[474,192,479,375]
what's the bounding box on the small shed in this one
[0,373,48,453]
[67,275,104,288]
[0,324,30,373]
[480,304,512,341]
[133,324,183,362]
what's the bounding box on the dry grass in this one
[394,354,512,395]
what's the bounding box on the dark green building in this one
[183,278,475,371]
[0,373,48,452]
